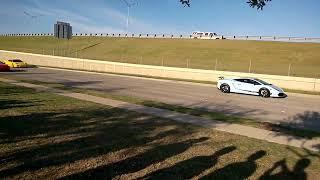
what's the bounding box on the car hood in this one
[269,85,284,92]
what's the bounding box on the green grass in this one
[9,77,320,139]
[1,82,320,179]
[1,36,320,78]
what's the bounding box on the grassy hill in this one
[1,36,320,78]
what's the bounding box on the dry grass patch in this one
[1,36,320,77]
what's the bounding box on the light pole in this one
[127,6,129,34]
[120,0,137,34]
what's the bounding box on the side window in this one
[239,79,256,84]
[235,79,245,83]
[250,80,261,85]
[245,79,260,85]
[242,79,250,83]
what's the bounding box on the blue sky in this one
[0,0,319,37]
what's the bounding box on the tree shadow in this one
[139,146,236,179]
[281,111,320,134]
[23,80,127,93]
[0,112,83,143]
[201,150,267,180]
[0,84,42,110]
[0,99,39,110]
[0,83,34,95]
[0,106,203,179]
[61,81,103,88]
[186,98,270,118]
[263,111,320,152]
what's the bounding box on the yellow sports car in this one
[3,59,28,68]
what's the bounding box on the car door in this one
[232,79,245,91]
[249,79,262,93]
[9,60,14,67]
[238,79,256,93]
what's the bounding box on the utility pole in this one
[120,0,137,34]
[288,63,292,76]
[127,6,129,34]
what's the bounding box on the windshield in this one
[12,59,23,62]
[254,79,271,85]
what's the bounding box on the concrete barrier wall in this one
[1,50,319,92]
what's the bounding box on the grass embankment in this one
[1,82,320,179]
[0,36,320,78]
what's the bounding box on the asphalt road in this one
[1,67,320,132]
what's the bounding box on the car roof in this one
[221,77,262,81]
[230,77,245,80]
[232,77,257,80]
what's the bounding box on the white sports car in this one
[217,77,287,98]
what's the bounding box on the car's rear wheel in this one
[220,84,230,93]
[259,88,270,98]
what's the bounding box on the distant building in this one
[54,21,72,39]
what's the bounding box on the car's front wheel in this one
[259,88,270,98]
[220,84,230,93]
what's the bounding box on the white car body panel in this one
[217,77,286,98]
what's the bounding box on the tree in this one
[247,0,272,10]
[180,0,272,10]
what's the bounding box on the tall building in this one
[54,21,72,39]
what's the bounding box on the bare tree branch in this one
[179,0,272,10]
[180,0,190,7]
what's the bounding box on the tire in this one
[259,88,270,98]
[220,84,230,93]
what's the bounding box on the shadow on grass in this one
[17,79,124,93]
[142,101,257,124]
[139,146,236,179]
[141,101,320,139]
[0,104,317,179]
[0,83,42,110]
[0,106,205,178]
[0,99,39,110]
[201,150,267,180]
[63,137,209,179]
[259,158,310,180]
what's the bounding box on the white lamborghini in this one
[217,77,287,98]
